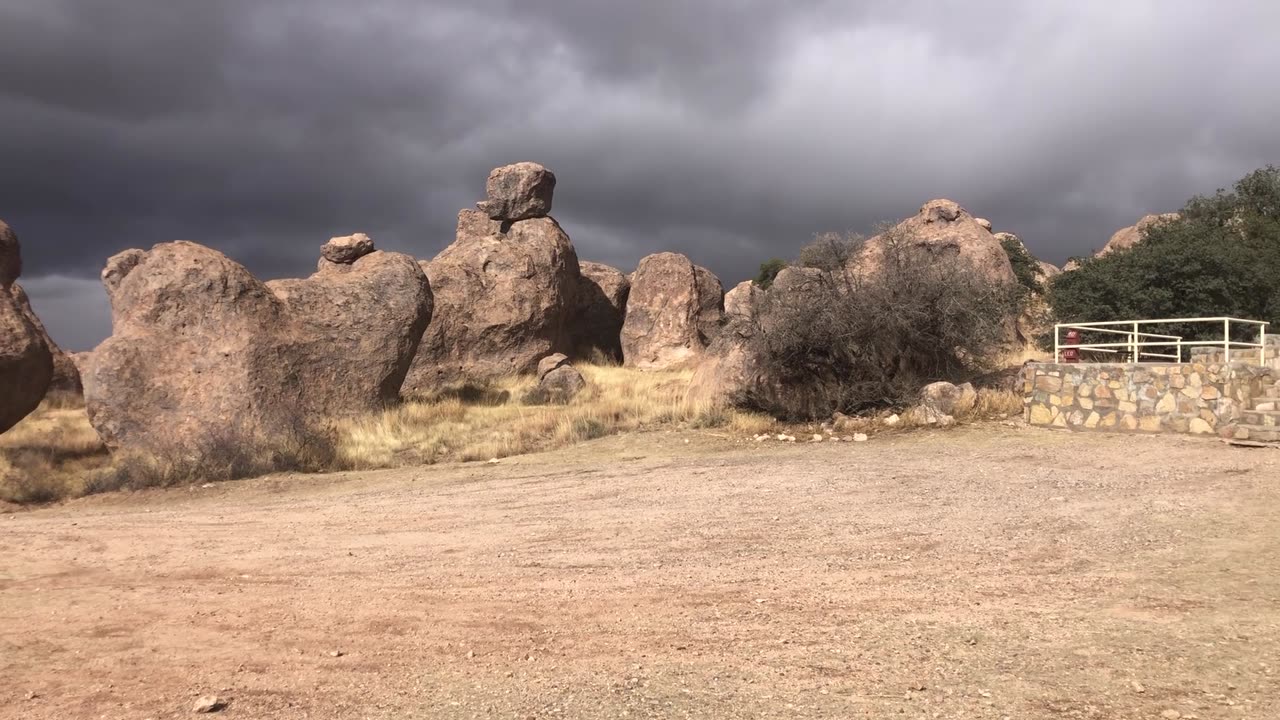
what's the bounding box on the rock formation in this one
[723,280,763,322]
[86,238,433,456]
[405,207,580,391]
[0,220,53,432]
[476,162,556,222]
[573,261,630,361]
[524,352,587,404]
[851,200,1016,286]
[1097,213,1180,257]
[621,252,724,370]
[10,283,81,395]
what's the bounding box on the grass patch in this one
[335,364,773,469]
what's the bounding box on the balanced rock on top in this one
[476,162,557,222]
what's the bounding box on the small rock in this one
[321,232,375,264]
[1160,711,1181,720]
[192,695,226,714]
[811,434,823,442]
[328,650,344,657]
[1131,681,1145,693]
[883,414,901,427]
[853,433,869,442]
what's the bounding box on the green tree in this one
[754,258,787,289]
[999,234,1043,294]
[1049,166,1280,340]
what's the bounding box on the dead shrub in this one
[744,226,1019,419]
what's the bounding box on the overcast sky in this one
[4,1,1279,350]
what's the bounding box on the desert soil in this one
[2,425,1278,719]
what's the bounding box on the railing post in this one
[1176,337,1183,364]
[1223,318,1230,363]
[1262,325,1268,365]
[1132,322,1139,363]
[1053,324,1060,363]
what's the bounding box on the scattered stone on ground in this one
[192,695,226,713]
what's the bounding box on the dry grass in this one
[336,365,774,469]
[0,397,111,504]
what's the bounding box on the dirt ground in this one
[2,425,1278,719]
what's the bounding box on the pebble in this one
[1160,711,1181,720]
[192,695,226,714]
[853,433,869,442]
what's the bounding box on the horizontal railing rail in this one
[1054,317,1269,364]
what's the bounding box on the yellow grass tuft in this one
[334,364,772,469]
[0,400,111,504]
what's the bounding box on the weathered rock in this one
[852,200,1016,285]
[621,252,723,370]
[86,239,433,456]
[320,232,375,264]
[192,695,226,713]
[405,209,579,390]
[686,267,832,411]
[537,352,571,379]
[0,220,53,433]
[10,283,81,395]
[572,261,630,361]
[975,217,993,232]
[723,280,763,322]
[532,365,587,404]
[0,219,19,287]
[919,381,978,417]
[1097,213,1180,257]
[476,162,556,222]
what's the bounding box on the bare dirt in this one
[2,425,1278,719]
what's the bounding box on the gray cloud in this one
[2,0,1278,349]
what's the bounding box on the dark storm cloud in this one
[3,0,1279,349]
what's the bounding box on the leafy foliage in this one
[999,235,1043,294]
[1049,166,1280,341]
[753,258,787,289]
[744,228,1020,419]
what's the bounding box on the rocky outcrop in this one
[86,238,433,456]
[1097,213,1180,257]
[572,261,630,361]
[10,283,81,395]
[686,267,829,410]
[723,280,763,322]
[852,200,1016,285]
[0,220,53,432]
[621,252,724,370]
[405,208,579,390]
[476,162,556,222]
[524,353,587,404]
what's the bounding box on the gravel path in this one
[2,426,1278,719]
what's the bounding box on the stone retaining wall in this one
[1023,360,1274,436]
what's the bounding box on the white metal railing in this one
[1054,317,1269,365]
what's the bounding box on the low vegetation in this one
[744,226,1020,419]
[335,364,771,469]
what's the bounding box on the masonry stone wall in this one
[1023,360,1274,436]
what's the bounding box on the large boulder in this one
[476,162,556,222]
[0,220,53,432]
[10,283,81,395]
[1097,212,1180,257]
[621,252,724,370]
[852,200,1017,285]
[86,239,432,456]
[572,261,630,361]
[404,209,579,390]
